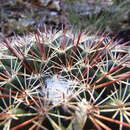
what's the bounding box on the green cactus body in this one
[0,30,130,130]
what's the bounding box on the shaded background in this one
[0,0,130,39]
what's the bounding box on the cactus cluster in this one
[0,29,130,129]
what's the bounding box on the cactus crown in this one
[0,29,130,129]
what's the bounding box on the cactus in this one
[0,29,130,130]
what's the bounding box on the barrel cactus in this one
[0,29,130,130]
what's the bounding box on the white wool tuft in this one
[42,74,78,105]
